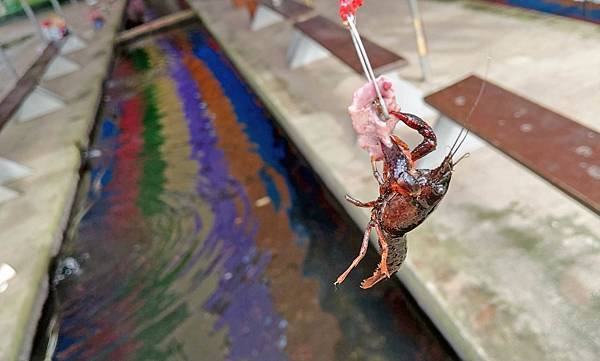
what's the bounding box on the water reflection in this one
[52,24,456,361]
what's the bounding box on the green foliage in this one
[1,0,54,19]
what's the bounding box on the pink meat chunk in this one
[348,76,400,160]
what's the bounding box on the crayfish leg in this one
[390,134,411,152]
[345,194,377,208]
[375,224,390,278]
[371,156,384,185]
[334,222,373,286]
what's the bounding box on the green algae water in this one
[46,21,457,361]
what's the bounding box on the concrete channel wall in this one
[0,1,127,359]
[187,1,600,360]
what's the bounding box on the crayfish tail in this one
[360,267,386,289]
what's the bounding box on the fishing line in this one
[346,15,390,120]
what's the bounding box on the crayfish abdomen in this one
[359,231,407,289]
[380,195,424,235]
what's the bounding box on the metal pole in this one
[49,0,66,18]
[0,47,19,79]
[18,0,46,43]
[406,0,431,82]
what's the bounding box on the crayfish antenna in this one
[454,152,471,167]
[448,57,491,161]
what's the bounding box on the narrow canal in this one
[44,11,458,361]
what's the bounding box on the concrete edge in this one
[4,146,82,361]
[191,8,485,361]
[3,2,129,360]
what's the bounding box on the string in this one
[346,15,390,120]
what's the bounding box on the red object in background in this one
[40,16,68,40]
[246,0,258,17]
[339,0,363,21]
[88,7,104,21]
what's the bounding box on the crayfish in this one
[335,79,469,289]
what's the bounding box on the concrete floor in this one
[0,20,42,100]
[312,0,600,131]
[188,0,600,360]
[0,1,127,360]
